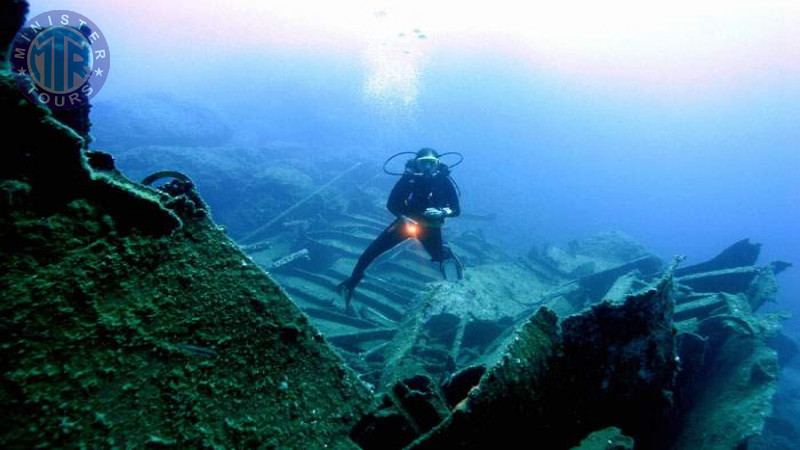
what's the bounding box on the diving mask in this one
[416,155,439,176]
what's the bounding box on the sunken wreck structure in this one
[2,2,797,448]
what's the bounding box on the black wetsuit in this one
[341,166,461,300]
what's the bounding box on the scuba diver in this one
[337,148,464,309]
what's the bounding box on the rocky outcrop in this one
[1,195,372,447]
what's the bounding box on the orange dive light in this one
[405,222,419,237]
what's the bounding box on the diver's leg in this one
[419,226,445,262]
[419,228,463,280]
[443,244,464,280]
[338,219,406,305]
[418,227,448,278]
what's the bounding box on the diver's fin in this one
[440,245,464,281]
[336,278,355,307]
[452,251,464,280]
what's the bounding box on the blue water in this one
[35,3,797,322]
[100,48,799,323]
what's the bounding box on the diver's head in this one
[414,148,440,177]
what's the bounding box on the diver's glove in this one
[423,207,452,220]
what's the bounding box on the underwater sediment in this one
[2,2,797,448]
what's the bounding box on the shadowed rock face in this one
[0,0,27,65]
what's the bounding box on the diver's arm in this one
[444,177,461,217]
[386,175,412,217]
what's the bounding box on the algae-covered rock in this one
[572,427,635,450]
[671,309,781,449]
[750,360,800,450]
[1,197,372,447]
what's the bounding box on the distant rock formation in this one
[95,143,348,239]
[91,93,233,149]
